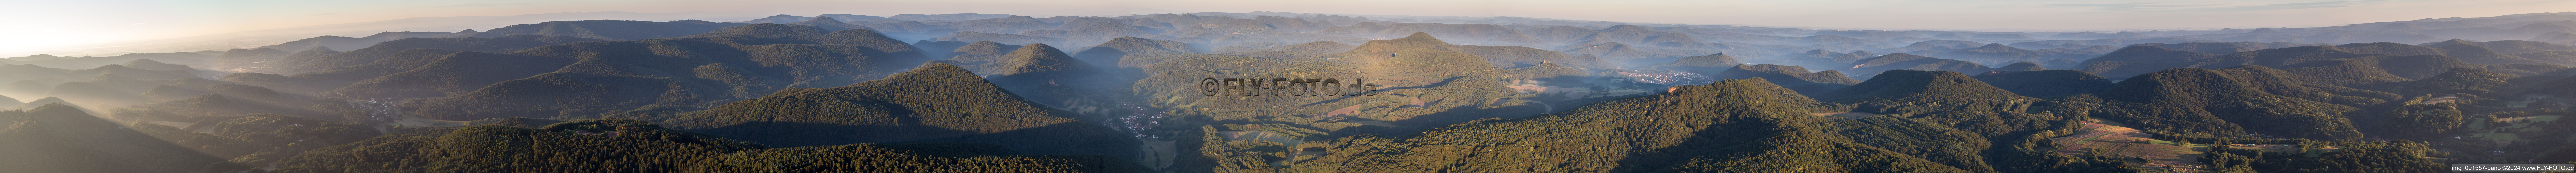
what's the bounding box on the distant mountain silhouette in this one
[405,23,933,120]
[2080,44,2486,84]
[1994,62,2046,71]
[1846,53,1994,79]
[1930,43,2096,60]
[1971,70,2112,98]
[912,40,970,57]
[889,13,1017,21]
[260,36,381,53]
[263,35,602,75]
[988,44,1125,107]
[944,41,1025,73]
[1649,53,1744,74]
[1781,49,1880,66]
[2130,42,2329,54]
[1338,32,1459,61]
[931,31,1065,45]
[1073,37,1201,66]
[1712,64,1858,94]
[118,59,193,71]
[742,14,815,23]
[212,48,292,71]
[1211,41,1359,60]
[947,16,1056,34]
[469,20,748,40]
[328,51,575,99]
[817,14,886,21]
[781,17,871,31]
[2538,32,2576,43]
[2396,40,2552,64]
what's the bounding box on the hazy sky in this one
[5,0,2573,54]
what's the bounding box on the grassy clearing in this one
[2051,118,2210,171]
[2469,133,2521,142]
[2459,115,2561,145]
[1806,112,1880,119]
[2494,115,2560,133]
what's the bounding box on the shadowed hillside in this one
[272,119,1147,173]
[1,104,248,173]
[404,23,936,120]
[2055,68,2365,140]
[662,63,1139,157]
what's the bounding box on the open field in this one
[2494,115,2562,133]
[1807,112,1880,119]
[2050,118,2210,172]
[1138,140,1179,168]
[2424,94,2464,104]
[1220,130,1322,166]
[2464,115,2563,144]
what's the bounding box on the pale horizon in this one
[7,0,2574,56]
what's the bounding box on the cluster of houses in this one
[1103,102,1166,140]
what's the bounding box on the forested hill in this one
[661,63,1140,157]
[401,23,936,120]
[272,119,1149,173]
[1298,79,1980,172]
[2,104,243,172]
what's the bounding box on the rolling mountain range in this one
[4,10,2575,173]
